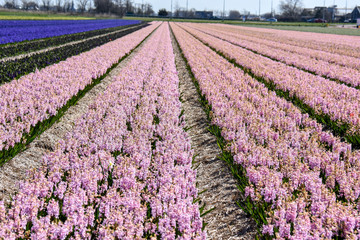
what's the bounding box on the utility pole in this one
[142,0,144,16]
[323,0,326,20]
[259,0,261,18]
[271,0,273,17]
[345,0,347,20]
[186,0,188,16]
[222,0,225,21]
[171,0,173,18]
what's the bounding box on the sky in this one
[139,0,359,15]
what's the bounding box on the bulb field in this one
[0,18,360,239]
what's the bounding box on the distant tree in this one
[124,0,132,14]
[4,0,17,8]
[62,0,69,11]
[135,4,142,15]
[187,8,195,18]
[41,0,50,10]
[94,0,112,13]
[111,0,125,16]
[241,9,250,16]
[55,0,62,12]
[20,0,25,8]
[23,0,38,9]
[28,1,38,9]
[61,0,74,11]
[314,7,332,21]
[77,0,88,12]
[299,8,313,21]
[279,0,303,21]
[144,3,153,16]
[262,12,273,19]
[21,0,28,8]
[173,0,180,17]
[229,10,241,19]
[87,0,93,12]
[301,8,312,17]
[158,8,167,16]
[314,8,322,18]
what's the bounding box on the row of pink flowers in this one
[178,23,360,135]
[0,23,205,239]
[172,22,360,239]
[0,22,160,153]
[186,23,360,87]
[213,24,360,59]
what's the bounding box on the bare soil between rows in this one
[170,28,257,239]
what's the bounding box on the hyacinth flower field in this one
[0,22,158,164]
[1,18,360,240]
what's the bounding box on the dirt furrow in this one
[0,30,152,204]
[170,29,256,239]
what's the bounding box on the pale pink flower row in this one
[207,23,360,70]
[172,22,360,239]
[186,23,360,87]
[178,23,360,135]
[0,22,160,152]
[213,24,360,59]
[0,23,205,240]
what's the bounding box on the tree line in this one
[224,0,344,22]
[1,0,154,16]
[1,0,346,22]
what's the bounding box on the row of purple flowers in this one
[0,19,140,45]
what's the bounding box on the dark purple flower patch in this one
[0,19,140,45]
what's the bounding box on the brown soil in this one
[170,28,257,239]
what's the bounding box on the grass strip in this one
[0,24,159,167]
[0,9,94,20]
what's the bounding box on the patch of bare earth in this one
[171,30,257,239]
[0,32,152,204]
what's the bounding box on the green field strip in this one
[0,24,160,167]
